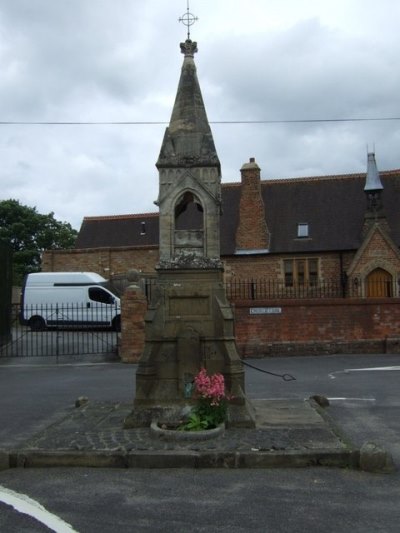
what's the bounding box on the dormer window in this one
[297,223,309,238]
[140,222,146,235]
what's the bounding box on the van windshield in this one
[89,287,115,305]
[103,281,122,297]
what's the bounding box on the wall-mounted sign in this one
[250,307,282,315]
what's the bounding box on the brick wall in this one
[119,293,400,362]
[319,252,354,280]
[120,283,147,363]
[42,235,400,361]
[43,245,357,285]
[224,254,282,280]
[42,246,159,278]
[223,251,355,281]
[234,298,400,357]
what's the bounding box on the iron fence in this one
[225,278,347,300]
[0,303,119,358]
[0,242,12,347]
[226,278,400,300]
[143,277,348,301]
[143,276,398,302]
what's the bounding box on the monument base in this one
[125,267,256,429]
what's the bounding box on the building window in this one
[283,258,319,287]
[297,223,309,238]
[140,222,146,235]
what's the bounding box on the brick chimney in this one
[235,158,270,251]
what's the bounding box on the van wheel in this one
[112,316,121,332]
[29,316,46,331]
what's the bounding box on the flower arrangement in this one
[180,368,228,431]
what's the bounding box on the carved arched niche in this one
[173,191,204,257]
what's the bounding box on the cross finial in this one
[179,1,198,40]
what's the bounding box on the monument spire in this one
[157,6,219,171]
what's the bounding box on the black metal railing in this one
[225,278,346,300]
[226,278,399,300]
[143,276,398,302]
[0,303,119,358]
[0,242,12,347]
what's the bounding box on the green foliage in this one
[179,411,209,431]
[195,398,227,428]
[180,400,227,431]
[0,199,78,284]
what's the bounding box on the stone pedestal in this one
[124,268,255,428]
[119,283,147,363]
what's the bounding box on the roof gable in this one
[347,222,400,278]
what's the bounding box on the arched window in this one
[366,268,393,298]
[173,192,204,256]
[174,192,203,230]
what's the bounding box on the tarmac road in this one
[0,353,399,532]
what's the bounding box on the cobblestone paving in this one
[20,402,348,454]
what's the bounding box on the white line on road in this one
[246,397,302,401]
[0,486,78,533]
[329,366,400,379]
[344,366,400,372]
[327,397,376,402]
[250,396,376,403]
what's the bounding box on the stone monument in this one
[124,17,254,428]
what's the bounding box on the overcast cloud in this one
[1,0,399,230]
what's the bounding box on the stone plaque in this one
[169,296,209,316]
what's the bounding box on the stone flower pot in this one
[150,421,225,441]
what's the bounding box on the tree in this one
[0,199,78,284]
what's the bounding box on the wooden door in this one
[366,268,392,297]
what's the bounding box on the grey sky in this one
[1,0,399,229]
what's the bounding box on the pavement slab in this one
[1,398,361,469]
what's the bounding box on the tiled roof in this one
[82,213,159,221]
[75,170,400,255]
[75,213,159,249]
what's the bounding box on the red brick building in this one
[42,157,400,359]
[42,35,400,359]
[43,158,400,296]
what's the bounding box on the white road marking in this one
[249,396,376,403]
[327,397,376,402]
[344,366,400,373]
[0,486,78,533]
[329,366,400,379]
[247,397,302,401]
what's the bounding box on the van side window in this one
[89,287,114,305]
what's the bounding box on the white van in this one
[20,272,121,331]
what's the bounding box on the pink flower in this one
[194,368,225,405]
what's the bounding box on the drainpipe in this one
[339,252,347,298]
